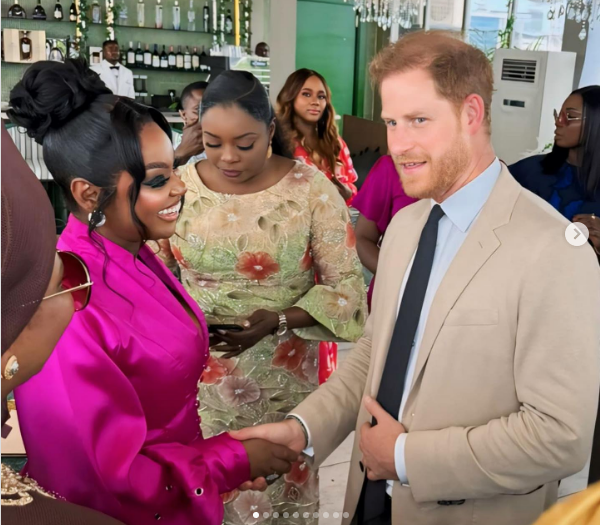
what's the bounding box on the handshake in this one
[232,418,308,491]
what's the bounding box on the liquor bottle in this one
[155,0,163,28]
[69,1,77,21]
[127,41,135,65]
[202,1,209,32]
[120,45,127,66]
[143,43,152,67]
[137,0,145,26]
[53,1,63,20]
[168,45,176,69]
[225,8,233,35]
[219,9,224,35]
[135,42,144,66]
[20,30,32,60]
[91,0,101,23]
[49,41,64,61]
[117,0,127,25]
[176,45,184,69]
[200,45,207,57]
[152,44,160,68]
[192,47,200,71]
[32,2,46,19]
[8,0,27,18]
[184,46,192,70]
[187,0,195,31]
[160,45,168,68]
[173,0,181,30]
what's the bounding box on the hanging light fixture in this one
[563,0,597,40]
[345,0,422,30]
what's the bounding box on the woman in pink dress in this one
[352,155,418,309]
[8,59,296,525]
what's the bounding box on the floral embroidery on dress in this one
[169,160,366,525]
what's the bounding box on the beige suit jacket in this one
[294,166,600,525]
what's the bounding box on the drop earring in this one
[88,209,106,229]
[2,355,19,380]
[267,142,273,159]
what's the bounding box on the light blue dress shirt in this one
[389,158,501,492]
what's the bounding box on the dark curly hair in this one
[7,58,172,240]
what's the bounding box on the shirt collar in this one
[432,157,501,233]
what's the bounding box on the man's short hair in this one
[179,81,209,110]
[370,31,493,129]
[102,39,119,49]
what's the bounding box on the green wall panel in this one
[295,0,355,120]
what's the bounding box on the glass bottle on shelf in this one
[135,42,144,66]
[191,47,200,71]
[32,2,46,19]
[202,1,209,32]
[152,44,160,68]
[183,46,191,70]
[127,41,135,65]
[116,0,127,25]
[91,0,101,23]
[219,9,224,36]
[187,0,195,31]
[160,45,168,68]
[225,8,233,35]
[8,0,27,19]
[137,0,145,27]
[20,31,32,60]
[168,46,177,69]
[175,46,183,69]
[143,44,152,68]
[120,45,127,65]
[69,1,77,21]
[200,45,207,57]
[49,41,64,61]
[155,0,163,29]
[53,1,63,20]
[173,0,181,30]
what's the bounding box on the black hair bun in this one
[8,58,112,144]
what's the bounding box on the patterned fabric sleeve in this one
[336,138,358,204]
[293,171,367,343]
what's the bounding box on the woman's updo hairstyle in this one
[8,58,172,240]
[200,70,292,158]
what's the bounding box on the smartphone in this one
[207,324,244,334]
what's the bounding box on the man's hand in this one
[174,119,204,166]
[360,397,405,481]
[232,419,308,491]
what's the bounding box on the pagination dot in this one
[252,512,259,519]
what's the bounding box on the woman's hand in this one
[330,175,353,202]
[212,309,279,359]
[241,438,298,483]
[573,214,600,255]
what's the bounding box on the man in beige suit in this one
[233,32,600,525]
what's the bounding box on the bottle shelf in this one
[1,17,234,38]
[129,65,209,74]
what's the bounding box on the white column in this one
[268,0,297,104]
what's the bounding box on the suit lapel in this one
[407,167,522,398]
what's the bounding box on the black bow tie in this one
[110,66,119,70]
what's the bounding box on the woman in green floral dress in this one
[161,71,366,525]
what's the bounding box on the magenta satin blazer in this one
[16,216,250,525]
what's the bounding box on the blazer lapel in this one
[407,167,522,396]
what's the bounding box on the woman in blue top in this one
[510,86,599,257]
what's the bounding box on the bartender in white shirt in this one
[91,40,135,99]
